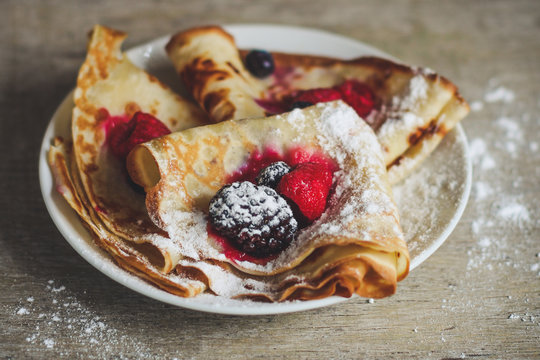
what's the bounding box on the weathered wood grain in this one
[1,0,539,359]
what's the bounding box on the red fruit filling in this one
[256,79,376,119]
[227,147,284,183]
[208,225,279,265]
[209,146,337,263]
[277,162,334,223]
[106,111,171,160]
[293,87,342,105]
[334,80,375,118]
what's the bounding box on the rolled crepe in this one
[127,101,409,300]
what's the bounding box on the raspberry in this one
[255,161,291,188]
[334,80,375,118]
[277,162,334,223]
[292,88,342,107]
[286,147,338,173]
[108,111,171,160]
[209,181,298,257]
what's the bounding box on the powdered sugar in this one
[497,203,530,223]
[153,101,402,298]
[392,129,467,256]
[484,86,515,103]
[463,81,538,283]
[16,307,30,315]
[209,181,297,255]
[376,75,429,141]
[6,280,154,356]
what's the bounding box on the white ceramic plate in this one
[39,24,471,315]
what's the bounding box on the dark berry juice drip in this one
[207,225,276,265]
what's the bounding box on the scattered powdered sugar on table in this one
[442,80,540,333]
[483,86,515,103]
[464,82,538,277]
[6,279,154,357]
[393,80,539,336]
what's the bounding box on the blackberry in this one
[209,181,297,257]
[245,50,275,78]
[255,161,291,188]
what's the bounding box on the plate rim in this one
[39,23,471,315]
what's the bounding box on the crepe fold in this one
[127,101,409,301]
[166,26,469,185]
[48,25,210,296]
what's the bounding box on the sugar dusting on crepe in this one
[157,102,400,283]
[376,75,429,140]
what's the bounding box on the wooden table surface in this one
[2,0,539,358]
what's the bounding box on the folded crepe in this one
[48,25,210,296]
[127,101,409,301]
[166,25,469,184]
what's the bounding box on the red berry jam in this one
[209,146,337,263]
[208,225,278,265]
[255,79,376,119]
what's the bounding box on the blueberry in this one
[290,101,314,110]
[245,50,275,78]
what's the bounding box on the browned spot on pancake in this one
[226,61,241,76]
[95,108,109,124]
[87,28,124,81]
[124,102,141,117]
[388,119,448,170]
[437,123,448,137]
[84,163,99,173]
[145,72,170,91]
[408,119,440,146]
[388,155,404,169]
[203,91,222,111]
[181,57,232,106]
[202,58,214,67]
[166,26,236,55]
[203,89,235,121]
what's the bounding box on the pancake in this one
[48,24,210,296]
[166,25,469,184]
[127,101,409,300]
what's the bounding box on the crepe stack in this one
[49,25,210,296]
[47,23,472,302]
